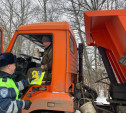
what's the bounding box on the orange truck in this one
[4,22,84,113]
[84,9,126,113]
[1,9,126,113]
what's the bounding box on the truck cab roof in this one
[18,21,74,32]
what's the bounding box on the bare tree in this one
[62,0,126,95]
[1,0,126,96]
[103,0,126,10]
[0,0,37,52]
[0,0,15,50]
[58,0,111,96]
[35,0,62,22]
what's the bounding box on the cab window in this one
[70,37,74,54]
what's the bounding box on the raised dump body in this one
[84,10,126,112]
[84,9,126,84]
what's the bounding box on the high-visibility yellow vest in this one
[30,71,45,85]
[0,78,20,100]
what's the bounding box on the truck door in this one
[0,28,3,53]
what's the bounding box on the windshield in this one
[11,34,45,63]
[11,34,53,84]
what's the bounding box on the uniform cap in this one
[42,36,51,43]
[0,52,17,67]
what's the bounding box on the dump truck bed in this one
[84,9,126,84]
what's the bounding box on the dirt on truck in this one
[1,9,126,113]
[5,22,81,113]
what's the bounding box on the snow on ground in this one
[75,110,81,113]
[96,97,110,104]
[75,96,109,113]
[75,90,109,113]
[95,89,109,104]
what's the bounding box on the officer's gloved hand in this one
[22,100,32,110]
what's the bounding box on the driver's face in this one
[43,42,51,48]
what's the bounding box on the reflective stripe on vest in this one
[30,71,45,85]
[0,78,19,100]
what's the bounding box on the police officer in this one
[0,52,32,113]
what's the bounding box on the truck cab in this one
[6,22,78,113]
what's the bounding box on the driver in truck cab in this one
[26,35,53,82]
[0,52,32,113]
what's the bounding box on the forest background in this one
[0,0,126,97]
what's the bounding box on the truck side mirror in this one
[0,28,3,53]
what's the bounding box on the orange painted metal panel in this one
[18,22,72,32]
[66,31,78,92]
[6,31,18,52]
[6,30,67,92]
[22,87,73,112]
[67,32,78,74]
[51,30,67,92]
[6,22,77,112]
[84,9,126,83]
[84,9,126,45]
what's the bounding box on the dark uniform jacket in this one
[26,44,53,81]
[41,44,53,81]
[0,71,29,113]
